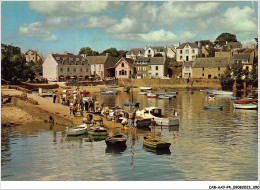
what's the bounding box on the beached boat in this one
[136,107,179,126]
[203,105,223,110]
[233,103,258,110]
[138,91,147,95]
[158,95,171,99]
[105,134,127,147]
[101,91,114,95]
[65,124,88,136]
[155,92,166,95]
[123,102,140,107]
[135,118,151,129]
[142,135,171,150]
[140,87,152,90]
[87,126,107,136]
[147,93,157,98]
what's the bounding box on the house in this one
[192,57,232,79]
[114,57,134,79]
[182,61,193,78]
[134,57,166,78]
[126,48,145,59]
[86,53,115,78]
[167,45,177,58]
[25,49,44,65]
[42,52,90,81]
[226,41,242,50]
[233,54,252,71]
[144,46,167,57]
[176,42,201,62]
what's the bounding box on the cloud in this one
[138,29,177,43]
[241,38,257,47]
[86,15,117,28]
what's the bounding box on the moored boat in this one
[138,91,147,95]
[206,89,233,96]
[87,126,107,136]
[136,107,179,126]
[233,103,258,110]
[185,91,194,94]
[155,92,166,95]
[135,118,152,129]
[147,93,157,98]
[203,105,223,110]
[101,91,114,95]
[140,87,152,90]
[165,94,176,98]
[169,91,178,94]
[231,96,241,100]
[234,99,258,104]
[158,95,171,99]
[105,134,127,147]
[65,124,88,136]
[142,135,171,149]
[123,102,140,107]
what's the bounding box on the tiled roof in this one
[243,49,255,54]
[176,42,198,49]
[233,54,250,60]
[126,48,145,55]
[226,42,242,49]
[86,55,108,65]
[183,62,193,67]
[135,57,150,62]
[193,57,231,68]
[149,46,167,52]
[52,54,88,65]
[134,57,165,65]
[114,57,134,68]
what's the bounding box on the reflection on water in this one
[143,146,171,155]
[1,90,258,181]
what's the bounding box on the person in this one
[69,106,72,115]
[131,106,136,125]
[123,111,129,119]
[52,92,56,103]
[72,106,77,117]
[49,115,54,124]
[104,105,110,120]
[80,106,84,117]
[94,100,99,112]
[89,101,94,112]
[85,100,89,112]
[114,107,119,123]
[62,97,66,105]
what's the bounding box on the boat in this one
[203,105,223,110]
[87,126,107,136]
[143,146,171,155]
[155,92,166,95]
[233,103,258,110]
[136,107,179,126]
[105,134,127,147]
[140,87,152,90]
[101,91,114,95]
[138,91,147,95]
[234,99,258,104]
[142,135,171,150]
[65,124,88,136]
[206,89,233,96]
[168,91,178,94]
[165,94,176,98]
[158,95,171,99]
[185,91,194,94]
[147,93,157,98]
[123,102,140,107]
[208,94,215,99]
[231,96,241,100]
[79,91,90,95]
[135,118,152,129]
[247,93,258,99]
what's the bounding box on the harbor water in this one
[1,90,258,181]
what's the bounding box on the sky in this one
[1,1,258,58]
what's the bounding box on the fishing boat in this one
[158,95,171,99]
[147,93,157,98]
[123,102,140,107]
[233,103,258,110]
[203,105,223,110]
[87,126,107,136]
[140,87,152,90]
[234,99,258,104]
[65,124,88,136]
[231,96,241,100]
[105,134,127,147]
[135,118,151,129]
[101,91,114,95]
[136,107,179,126]
[142,135,171,150]
[208,94,215,99]
[155,92,166,95]
[138,91,147,95]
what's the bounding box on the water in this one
[1,90,258,181]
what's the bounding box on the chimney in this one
[198,41,201,48]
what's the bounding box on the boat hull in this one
[105,135,127,147]
[154,118,179,126]
[233,103,258,109]
[143,136,171,149]
[138,92,147,95]
[87,126,107,136]
[65,125,87,136]
[140,87,152,90]
[203,105,223,110]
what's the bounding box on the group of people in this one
[69,99,102,117]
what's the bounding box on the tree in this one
[231,62,244,90]
[79,46,99,56]
[102,47,119,57]
[214,33,237,47]
[219,65,234,90]
[249,65,258,88]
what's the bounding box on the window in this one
[185,50,189,54]
[218,67,220,71]
[185,66,190,71]
[80,68,83,72]
[138,67,141,71]
[156,66,158,70]
[121,62,124,67]
[202,73,204,77]
[218,74,220,77]
[73,68,76,72]
[202,67,204,71]
[60,68,63,72]
[155,73,158,76]
[67,68,70,72]
[99,65,101,69]
[192,50,195,54]
[143,74,146,78]
[180,50,183,54]
[143,67,146,71]
[180,56,183,60]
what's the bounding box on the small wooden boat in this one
[143,135,171,149]
[203,105,223,110]
[140,87,152,90]
[105,134,127,147]
[136,118,151,129]
[65,124,88,136]
[155,92,166,95]
[147,93,157,98]
[87,126,107,136]
[233,103,258,110]
[158,95,171,99]
[138,91,147,95]
[123,102,140,107]
[101,91,114,95]
[206,89,233,96]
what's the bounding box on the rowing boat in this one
[142,135,171,149]
[105,134,127,147]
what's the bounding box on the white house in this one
[182,61,193,78]
[144,46,167,57]
[176,42,201,62]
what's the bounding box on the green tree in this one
[244,67,250,89]
[102,47,119,57]
[249,65,258,88]
[79,46,99,56]
[219,65,234,90]
[231,62,244,90]
[214,33,237,47]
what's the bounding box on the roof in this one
[126,48,145,55]
[149,57,165,65]
[193,57,231,68]
[86,55,108,65]
[233,54,250,60]
[52,54,88,65]
[183,62,193,67]
[114,57,134,68]
[176,42,198,49]
[149,46,167,52]
[136,57,150,62]
[226,42,242,49]
[25,49,37,54]
[243,49,255,54]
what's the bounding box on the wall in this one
[115,59,134,79]
[192,67,226,79]
[42,54,58,80]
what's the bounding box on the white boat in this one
[158,95,171,99]
[233,103,258,110]
[140,87,152,90]
[136,107,179,126]
[65,124,88,136]
[206,89,233,96]
[147,93,157,98]
[138,91,147,95]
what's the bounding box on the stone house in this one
[176,42,201,62]
[192,57,232,79]
[25,49,44,65]
[226,42,242,50]
[42,52,90,81]
[182,61,193,78]
[126,46,167,59]
[233,54,252,71]
[114,57,135,79]
[126,48,145,59]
